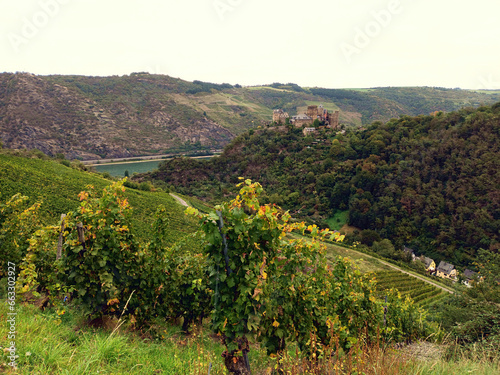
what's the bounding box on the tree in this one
[436,249,500,354]
[360,229,381,246]
[372,239,396,259]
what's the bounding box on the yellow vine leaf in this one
[107,298,120,306]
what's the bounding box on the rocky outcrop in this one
[0,73,234,160]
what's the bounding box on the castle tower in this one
[306,105,318,118]
[331,110,340,129]
[273,109,289,124]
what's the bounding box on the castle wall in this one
[306,105,318,118]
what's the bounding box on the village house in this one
[436,261,457,280]
[462,269,479,287]
[421,256,436,272]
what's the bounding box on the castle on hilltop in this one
[273,105,340,129]
[272,109,289,124]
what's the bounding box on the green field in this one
[325,210,349,231]
[290,233,450,304]
[290,233,391,273]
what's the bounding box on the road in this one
[293,233,456,295]
[169,193,190,207]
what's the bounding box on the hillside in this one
[1,152,499,375]
[1,72,499,160]
[0,151,196,244]
[138,103,500,266]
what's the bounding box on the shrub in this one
[0,193,41,279]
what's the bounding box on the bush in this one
[188,180,431,373]
[17,181,211,327]
[361,229,381,246]
[139,182,151,191]
[0,194,41,279]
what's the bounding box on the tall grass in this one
[1,302,498,374]
[0,303,228,374]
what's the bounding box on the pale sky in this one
[1,0,499,89]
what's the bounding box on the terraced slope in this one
[373,270,449,309]
[0,153,196,244]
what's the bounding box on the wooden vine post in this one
[56,214,66,260]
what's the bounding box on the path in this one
[169,193,189,207]
[293,233,455,294]
[376,259,454,294]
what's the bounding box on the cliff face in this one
[0,73,234,160]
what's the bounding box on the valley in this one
[0,75,499,374]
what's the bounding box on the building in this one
[421,257,436,272]
[463,269,478,287]
[277,105,340,128]
[436,261,457,280]
[291,113,314,127]
[272,109,290,124]
[302,127,317,136]
[330,110,340,129]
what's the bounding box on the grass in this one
[289,233,456,295]
[409,355,500,375]
[322,241,393,273]
[0,302,230,374]
[325,210,349,231]
[289,233,392,273]
[372,270,448,307]
[183,195,213,214]
[170,91,273,134]
[3,302,498,375]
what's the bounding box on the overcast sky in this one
[1,0,499,89]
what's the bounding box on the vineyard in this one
[1,152,498,373]
[0,173,441,374]
[373,270,449,309]
[0,152,197,245]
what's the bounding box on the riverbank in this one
[82,150,221,166]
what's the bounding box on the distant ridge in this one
[1,72,498,160]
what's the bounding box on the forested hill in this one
[1,72,499,160]
[139,103,500,267]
